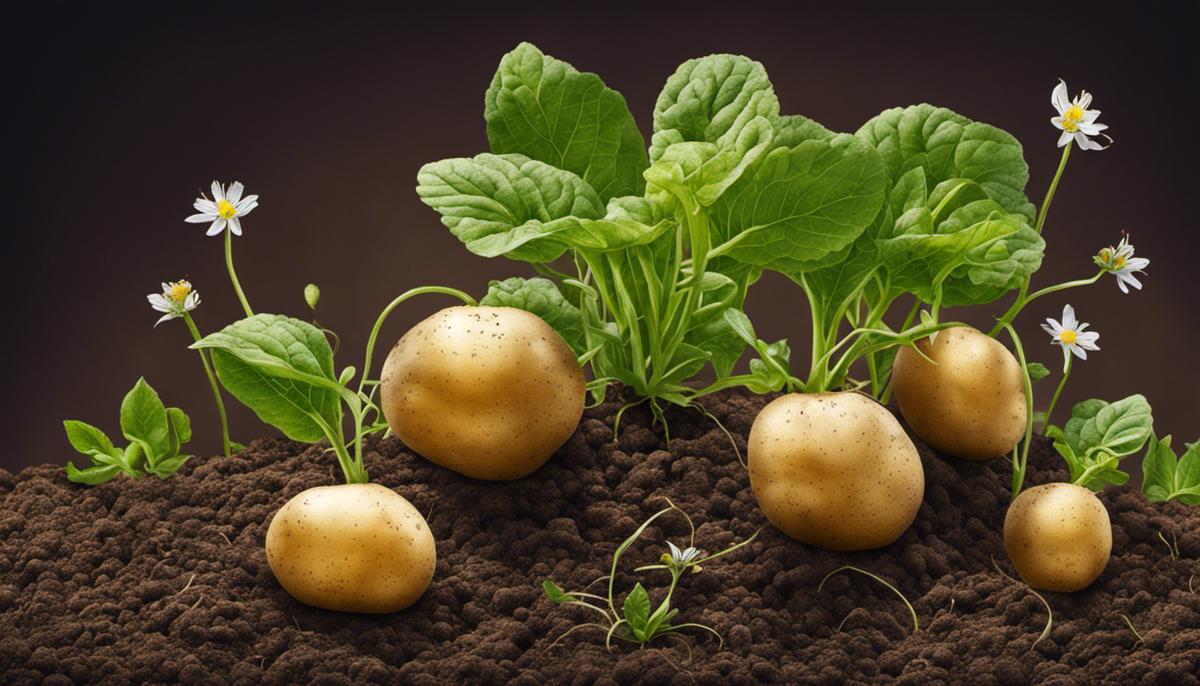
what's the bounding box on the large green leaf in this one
[651,53,779,161]
[481,277,587,356]
[1051,395,1154,490]
[857,104,1035,221]
[193,315,343,443]
[416,153,605,262]
[119,378,170,462]
[708,134,887,274]
[63,420,117,458]
[485,42,648,203]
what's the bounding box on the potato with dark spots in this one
[380,306,585,480]
[747,392,924,551]
[1004,483,1112,592]
[265,484,435,613]
[892,326,1027,461]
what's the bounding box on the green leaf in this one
[481,277,587,356]
[710,134,887,274]
[857,104,1035,221]
[193,315,343,444]
[1026,362,1051,382]
[146,454,190,479]
[416,153,606,263]
[66,462,123,485]
[652,53,779,161]
[63,420,117,458]
[164,407,191,459]
[543,579,572,604]
[119,378,170,462]
[1057,396,1154,490]
[1142,434,1200,505]
[935,201,1043,306]
[623,583,652,641]
[485,42,648,203]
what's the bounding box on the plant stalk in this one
[182,312,232,457]
[224,229,254,318]
[1044,356,1072,429]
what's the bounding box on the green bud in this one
[304,284,320,311]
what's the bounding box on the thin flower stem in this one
[999,323,1034,498]
[1044,356,1072,429]
[183,312,232,457]
[1035,144,1072,235]
[224,229,254,318]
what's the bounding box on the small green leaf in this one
[543,580,572,604]
[63,421,117,458]
[193,315,343,444]
[1026,362,1051,382]
[146,454,190,479]
[119,378,170,461]
[1058,396,1154,490]
[722,308,757,347]
[481,277,587,356]
[66,462,123,485]
[623,583,652,641]
[486,42,648,203]
[1142,434,1200,505]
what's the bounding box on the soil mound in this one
[2,389,1198,685]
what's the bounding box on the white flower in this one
[185,181,259,236]
[1051,80,1110,151]
[665,541,702,566]
[1041,304,1100,371]
[1094,235,1150,294]
[148,280,201,326]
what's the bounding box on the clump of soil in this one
[2,389,1198,685]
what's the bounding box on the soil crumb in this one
[1,389,1198,685]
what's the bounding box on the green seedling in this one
[63,378,192,484]
[544,500,757,650]
[817,565,919,635]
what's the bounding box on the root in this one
[1190,575,1197,595]
[694,403,744,468]
[818,565,919,634]
[547,622,608,651]
[612,398,648,438]
[189,595,205,611]
[1157,530,1180,560]
[175,574,197,596]
[1120,613,1144,645]
[992,557,1053,649]
[218,531,232,546]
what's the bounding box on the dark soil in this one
[2,389,1198,685]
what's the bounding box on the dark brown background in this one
[6,3,1196,472]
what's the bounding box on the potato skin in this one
[748,392,924,551]
[265,484,436,613]
[893,326,1027,461]
[1004,483,1111,592]
[380,306,585,481]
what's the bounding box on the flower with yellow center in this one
[1094,235,1150,294]
[1051,80,1110,151]
[185,181,259,236]
[1041,304,1100,372]
[147,280,201,326]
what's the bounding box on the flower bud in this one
[304,284,321,311]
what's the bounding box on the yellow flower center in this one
[217,199,238,219]
[1097,247,1112,263]
[168,281,192,304]
[1061,104,1084,132]
[1113,255,1127,269]
[1060,329,1078,345]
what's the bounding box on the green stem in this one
[1035,144,1072,235]
[1044,356,1072,429]
[224,229,254,318]
[182,312,232,457]
[998,323,1034,498]
[988,272,1102,338]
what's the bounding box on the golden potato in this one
[748,392,924,551]
[1004,483,1111,592]
[380,306,585,480]
[892,326,1027,461]
[265,484,436,613]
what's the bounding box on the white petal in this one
[211,180,225,201]
[1075,132,1107,151]
[154,313,176,327]
[1057,130,1073,147]
[228,217,242,236]
[1061,305,1077,330]
[226,181,244,204]
[1078,91,1093,108]
[1061,346,1071,372]
[236,196,258,215]
[185,212,215,223]
[1077,122,1106,135]
[1118,272,1143,291]
[206,218,227,236]
[1072,346,1088,361]
[147,294,170,312]
[1051,115,1066,131]
[1051,80,1070,113]
[1082,109,1101,124]
[1126,257,1149,270]
[1042,320,1062,336]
